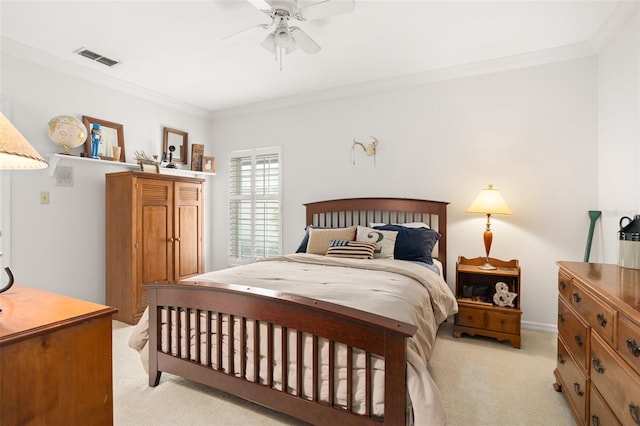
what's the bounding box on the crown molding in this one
[211,42,596,119]
[0,37,211,119]
[0,35,598,122]
[590,1,639,53]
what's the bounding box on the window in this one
[229,147,281,264]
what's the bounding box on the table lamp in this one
[467,184,512,270]
[0,112,48,295]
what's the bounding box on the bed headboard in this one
[304,197,449,278]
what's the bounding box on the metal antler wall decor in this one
[352,136,378,166]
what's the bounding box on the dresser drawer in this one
[486,309,520,334]
[558,270,573,302]
[558,296,589,370]
[589,384,621,426]
[617,313,640,377]
[456,305,486,329]
[557,337,588,424]
[591,331,640,426]
[571,282,616,345]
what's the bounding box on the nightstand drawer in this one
[486,310,520,334]
[571,282,616,345]
[589,384,621,426]
[617,313,640,377]
[558,296,589,370]
[558,271,572,302]
[556,337,587,423]
[591,331,640,426]
[456,305,486,329]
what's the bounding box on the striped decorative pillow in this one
[326,240,376,259]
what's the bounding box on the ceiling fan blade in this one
[246,0,272,11]
[222,24,269,44]
[290,27,320,54]
[298,0,355,20]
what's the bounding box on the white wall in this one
[596,6,640,263]
[210,57,599,330]
[0,54,214,303]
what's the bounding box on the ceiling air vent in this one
[74,47,120,67]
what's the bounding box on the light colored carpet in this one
[112,318,574,425]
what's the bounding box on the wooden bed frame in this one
[146,197,448,425]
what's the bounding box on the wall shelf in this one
[47,154,215,179]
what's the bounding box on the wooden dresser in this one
[0,285,117,425]
[554,261,640,426]
[106,171,204,324]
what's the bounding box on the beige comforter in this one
[129,253,457,425]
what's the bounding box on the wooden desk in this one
[0,285,117,425]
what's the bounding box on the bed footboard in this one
[146,281,417,425]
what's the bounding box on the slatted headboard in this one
[304,197,449,278]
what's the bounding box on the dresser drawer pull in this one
[596,313,607,327]
[557,353,565,364]
[630,403,640,425]
[558,313,565,323]
[575,334,584,347]
[591,357,605,374]
[572,292,581,303]
[591,415,601,426]
[627,338,640,357]
[560,280,566,290]
[573,382,584,397]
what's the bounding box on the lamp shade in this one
[467,184,512,215]
[0,113,47,170]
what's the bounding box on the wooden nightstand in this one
[453,256,522,348]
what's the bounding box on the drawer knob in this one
[557,353,565,364]
[591,415,601,426]
[575,334,584,347]
[558,313,565,323]
[591,357,605,374]
[627,338,640,357]
[572,292,581,303]
[630,403,640,425]
[560,280,566,290]
[596,313,607,327]
[573,382,584,397]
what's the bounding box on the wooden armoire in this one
[105,171,204,324]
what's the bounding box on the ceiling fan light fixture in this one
[275,30,295,50]
[260,33,276,53]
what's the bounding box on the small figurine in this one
[493,282,517,307]
[90,123,102,159]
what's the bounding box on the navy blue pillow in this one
[373,225,440,264]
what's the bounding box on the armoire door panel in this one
[141,205,172,282]
[176,204,200,279]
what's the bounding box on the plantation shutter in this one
[229,147,281,264]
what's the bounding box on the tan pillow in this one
[306,226,356,255]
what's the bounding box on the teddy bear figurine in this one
[493,281,517,307]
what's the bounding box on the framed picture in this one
[162,127,188,165]
[203,156,215,173]
[191,143,204,171]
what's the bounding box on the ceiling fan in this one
[224,0,356,69]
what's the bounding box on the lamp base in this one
[478,258,497,270]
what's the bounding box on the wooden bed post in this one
[148,288,162,387]
[384,332,409,425]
